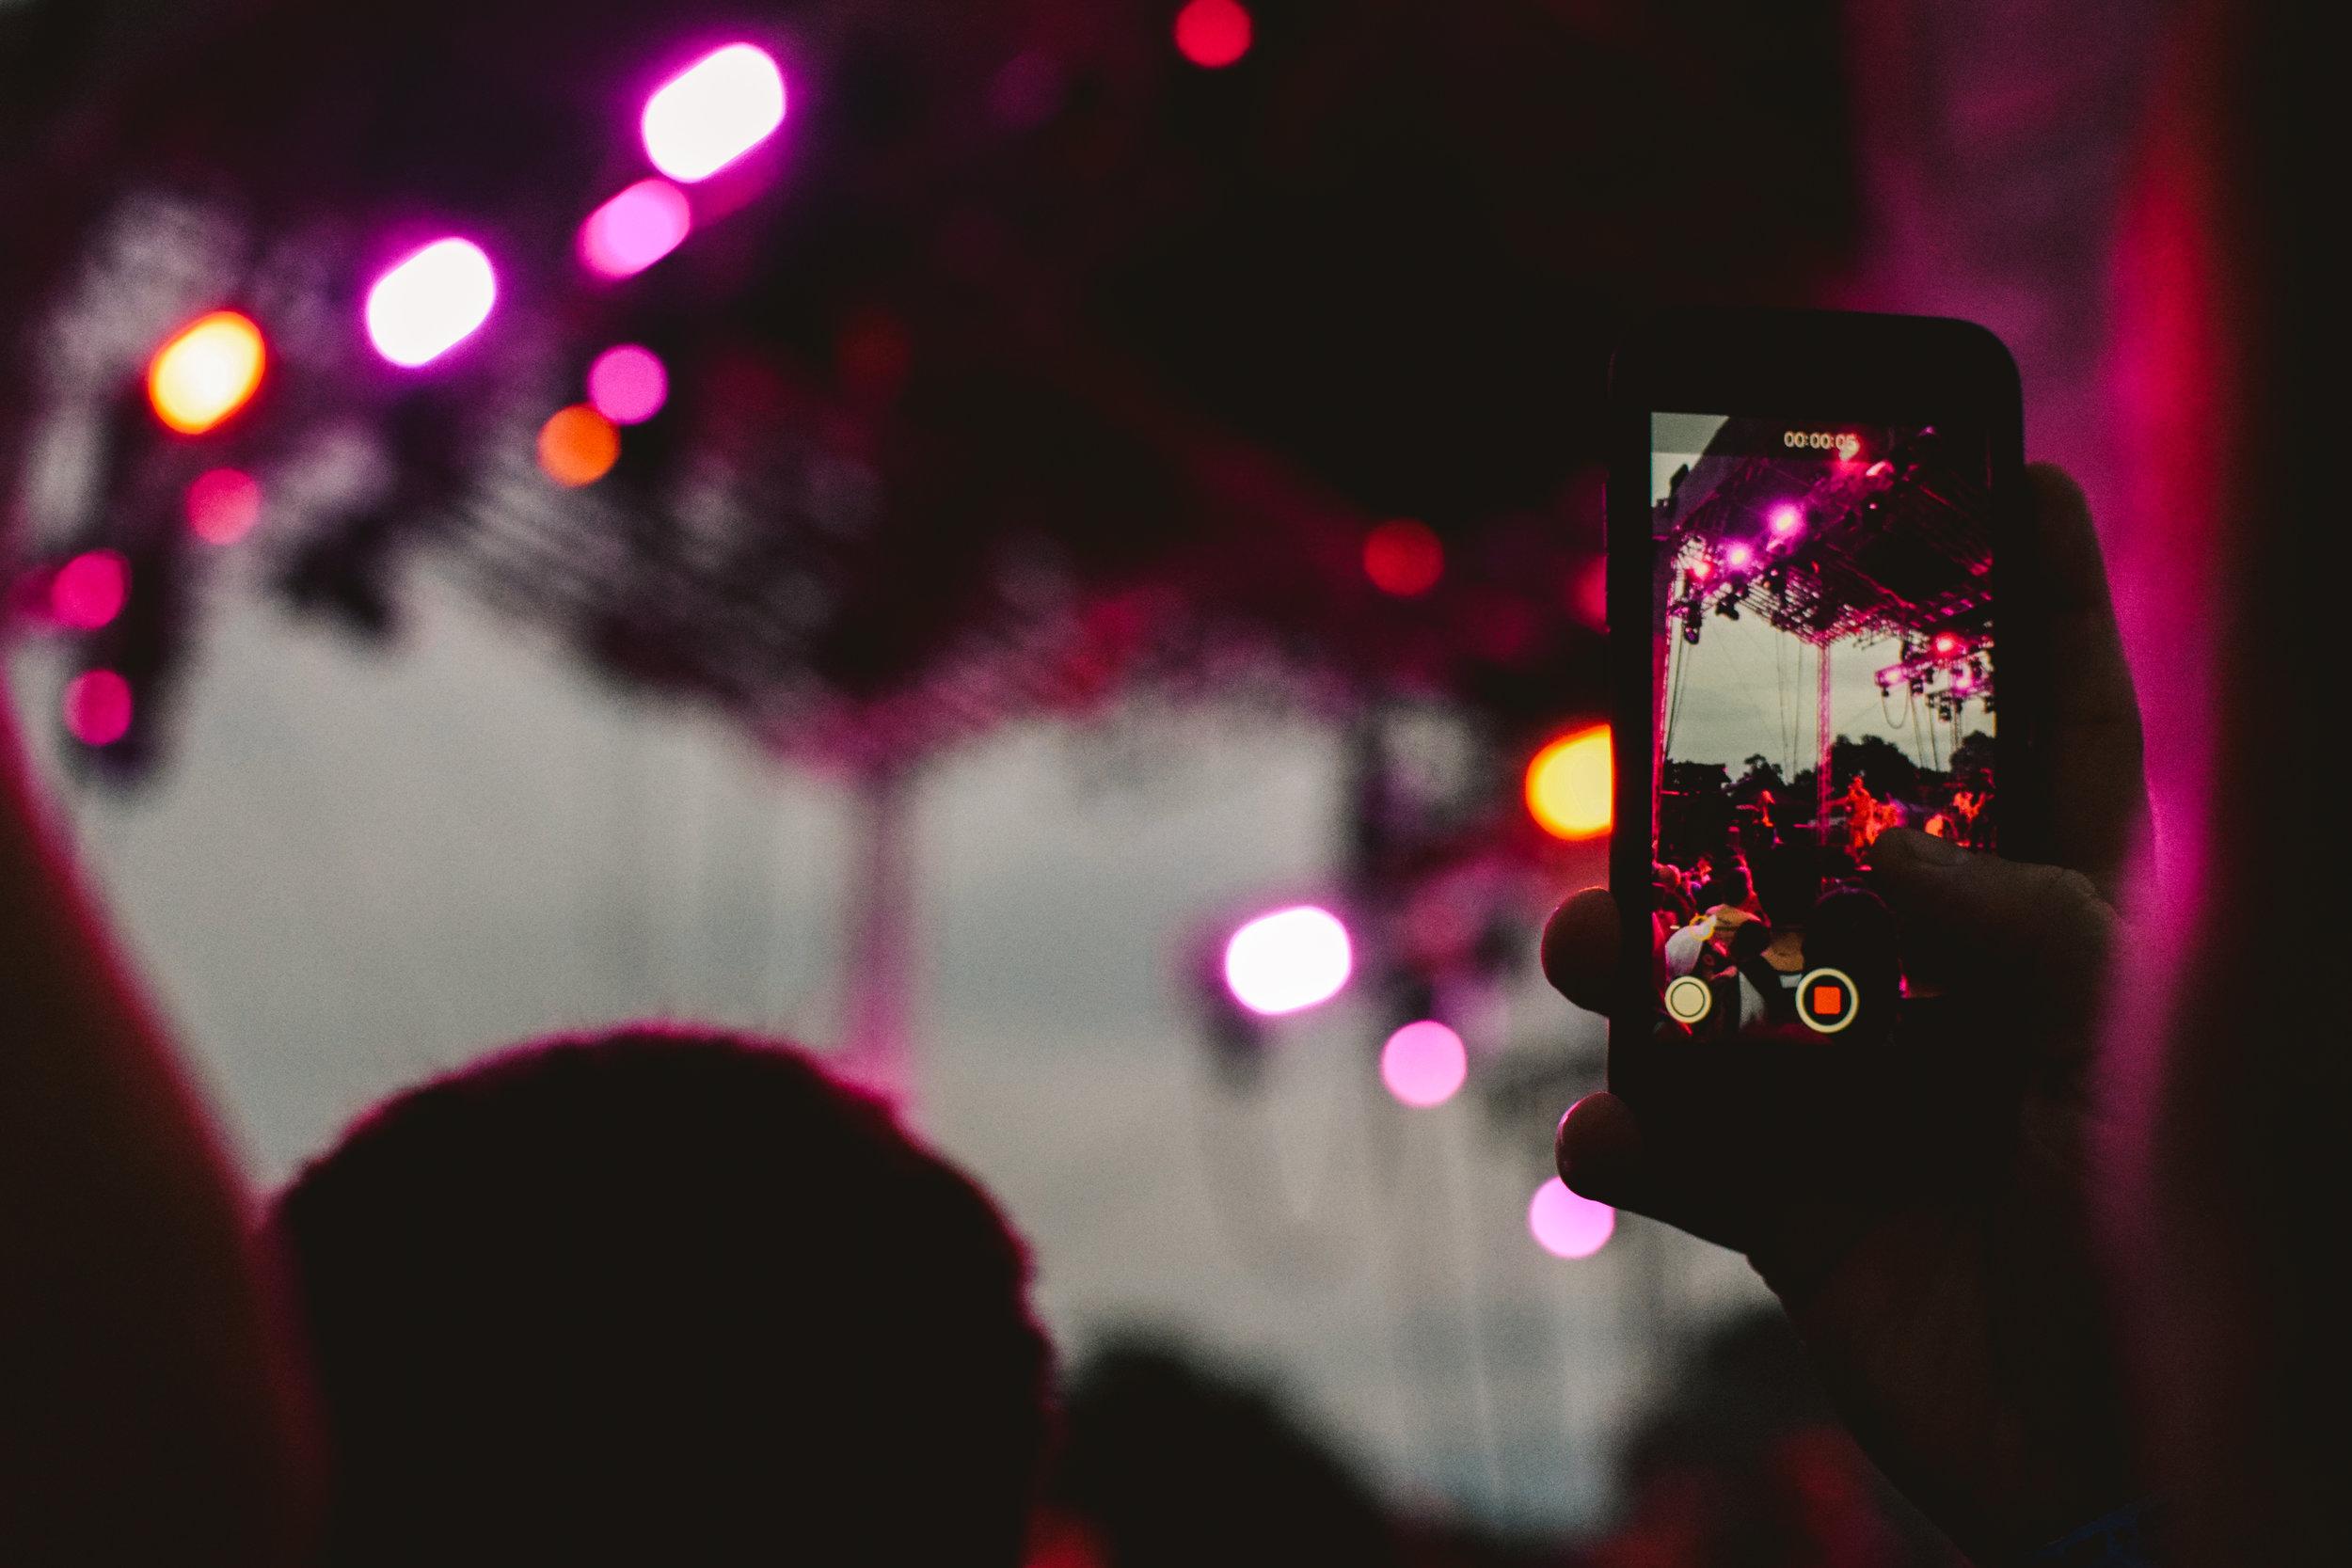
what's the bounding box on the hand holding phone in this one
[1555,311,2152,1560]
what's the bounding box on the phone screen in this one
[1643,413,1994,1045]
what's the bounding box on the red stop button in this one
[1796,967,1860,1034]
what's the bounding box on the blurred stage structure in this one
[0,0,1855,1096]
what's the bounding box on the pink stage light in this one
[642,44,787,183]
[588,344,670,424]
[1954,669,1977,691]
[1381,1021,1468,1108]
[1175,0,1254,69]
[186,468,263,545]
[1933,632,1962,657]
[1724,542,1755,569]
[365,239,497,368]
[1688,558,1712,580]
[50,550,130,630]
[62,670,134,747]
[580,180,692,279]
[1528,1178,1614,1259]
[1223,905,1353,1017]
[1770,503,1804,536]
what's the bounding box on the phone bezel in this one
[1604,309,2036,1078]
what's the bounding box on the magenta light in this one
[51,550,130,629]
[1724,542,1755,569]
[588,344,670,424]
[1528,1178,1614,1259]
[1381,1021,1468,1109]
[642,43,787,183]
[186,468,263,545]
[62,669,134,747]
[1954,670,1977,691]
[1689,559,1712,580]
[1770,503,1804,535]
[1223,905,1353,1017]
[579,180,692,279]
[365,238,497,368]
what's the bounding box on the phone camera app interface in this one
[1646,414,1993,1043]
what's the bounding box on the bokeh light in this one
[185,468,263,545]
[538,405,621,487]
[1525,725,1612,839]
[1362,518,1443,596]
[62,670,134,747]
[147,310,265,435]
[1175,0,1254,68]
[579,180,692,279]
[587,345,670,424]
[1571,556,1608,630]
[1724,542,1755,569]
[365,238,497,368]
[1380,1021,1469,1108]
[1223,905,1353,1017]
[1769,502,1804,536]
[50,550,130,630]
[1933,631,1962,657]
[1528,1178,1615,1259]
[642,43,787,182]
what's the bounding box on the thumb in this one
[1556,1090,1766,1257]
[1870,829,2115,1029]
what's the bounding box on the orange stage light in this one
[1525,725,1612,839]
[148,310,266,435]
[537,405,621,487]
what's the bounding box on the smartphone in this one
[1605,309,2041,1075]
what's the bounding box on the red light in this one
[51,550,130,629]
[1362,519,1443,596]
[1570,556,1607,629]
[1933,632,1961,657]
[1689,559,1713,580]
[1174,0,1252,68]
[62,670,134,747]
[186,469,263,545]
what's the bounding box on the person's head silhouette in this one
[271,1027,1051,1566]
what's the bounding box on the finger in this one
[1556,1090,1753,1254]
[1539,888,1618,1015]
[1871,829,2116,1056]
[1555,1091,1650,1209]
[2022,465,2149,898]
